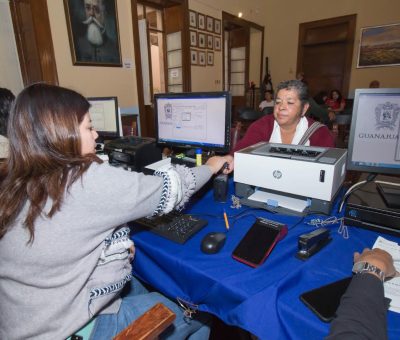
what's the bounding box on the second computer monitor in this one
[87,96,120,142]
[154,91,231,153]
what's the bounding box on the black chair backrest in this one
[238,106,263,121]
[262,107,274,115]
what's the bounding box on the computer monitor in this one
[87,96,120,142]
[347,88,400,175]
[154,91,231,153]
[347,88,400,207]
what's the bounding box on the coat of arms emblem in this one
[375,102,400,130]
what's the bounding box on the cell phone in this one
[300,276,352,322]
[232,218,287,267]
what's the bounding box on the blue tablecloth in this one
[131,180,400,340]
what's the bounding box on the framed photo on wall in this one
[214,19,221,35]
[189,10,197,28]
[206,16,214,32]
[190,30,197,47]
[199,51,206,66]
[190,49,198,65]
[64,0,122,66]
[198,13,205,30]
[207,51,214,66]
[198,33,206,48]
[207,35,213,50]
[214,36,221,51]
[357,23,400,68]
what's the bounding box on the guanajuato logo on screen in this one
[375,102,400,130]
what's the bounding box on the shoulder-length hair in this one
[0,83,100,241]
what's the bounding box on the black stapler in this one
[296,227,332,260]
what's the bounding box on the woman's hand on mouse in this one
[205,155,234,174]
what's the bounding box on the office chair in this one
[230,121,242,151]
[262,106,274,115]
[236,107,264,136]
[237,106,264,121]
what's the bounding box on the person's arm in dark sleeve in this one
[326,274,388,340]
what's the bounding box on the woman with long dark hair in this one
[0,83,233,339]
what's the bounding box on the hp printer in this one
[234,142,347,215]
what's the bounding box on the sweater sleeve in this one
[69,163,213,235]
[326,274,388,340]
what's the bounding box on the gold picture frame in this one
[357,23,400,68]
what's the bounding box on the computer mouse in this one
[201,232,226,254]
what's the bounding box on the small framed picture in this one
[199,51,206,66]
[206,16,214,32]
[198,33,206,48]
[198,13,205,30]
[207,51,214,66]
[189,10,197,28]
[214,36,221,51]
[207,34,213,50]
[214,19,221,35]
[190,49,198,65]
[190,30,197,47]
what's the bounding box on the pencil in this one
[223,210,230,230]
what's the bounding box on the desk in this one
[131,181,400,340]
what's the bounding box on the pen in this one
[223,209,230,230]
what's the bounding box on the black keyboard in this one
[132,211,208,244]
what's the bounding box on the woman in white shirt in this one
[259,90,274,111]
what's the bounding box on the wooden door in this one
[131,0,186,137]
[297,15,356,97]
[9,0,58,86]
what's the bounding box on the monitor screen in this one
[87,96,120,141]
[347,88,400,175]
[154,91,231,153]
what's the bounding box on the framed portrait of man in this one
[198,33,206,49]
[199,51,206,66]
[207,51,214,66]
[207,35,213,50]
[214,36,221,51]
[190,30,197,47]
[190,49,198,65]
[206,16,214,32]
[198,13,205,30]
[64,0,122,66]
[189,10,197,28]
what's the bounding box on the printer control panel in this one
[268,146,322,159]
[251,143,326,162]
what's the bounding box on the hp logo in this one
[273,170,282,179]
